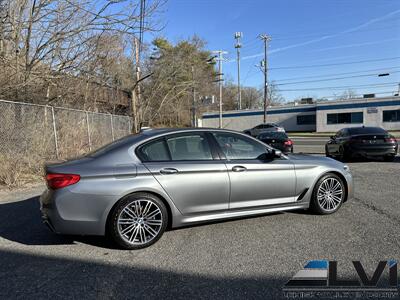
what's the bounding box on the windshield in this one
[348,127,387,135]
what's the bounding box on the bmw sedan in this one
[325,126,398,161]
[257,131,294,153]
[40,128,353,249]
[243,123,285,137]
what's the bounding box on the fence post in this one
[51,106,59,159]
[110,114,115,141]
[86,112,92,151]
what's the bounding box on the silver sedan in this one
[40,128,353,249]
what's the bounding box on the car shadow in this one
[0,248,289,299]
[0,195,289,249]
[0,195,115,249]
[327,155,400,163]
[346,156,400,163]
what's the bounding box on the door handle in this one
[159,168,178,175]
[232,166,247,172]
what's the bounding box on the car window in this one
[166,134,213,161]
[139,139,170,162]
[348,127,387,135]
[259,132,287,139]
[212,132,267,160]
[255,124,263,129]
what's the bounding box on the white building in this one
[201,96,400,132]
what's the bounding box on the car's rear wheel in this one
[108,193,168,250]
[310,174,345,215]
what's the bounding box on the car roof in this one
[344,126,387,134]
[88,127,261,157]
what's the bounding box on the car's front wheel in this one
[310,173,345,214]
[325,145,331,157]
[108,193,168,250]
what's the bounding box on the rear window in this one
[87,134,141,158]
[258,132,287,139]
[140,139,170,161]
[348,127,387,135]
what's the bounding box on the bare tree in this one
[0,0,165,107]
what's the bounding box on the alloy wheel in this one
[317,177,343,211]
[117,199,163,245]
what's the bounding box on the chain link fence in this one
[0,99,132,186]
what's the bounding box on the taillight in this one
[46,173,80,189]
[284,139,293,146]
[385,137,397,143]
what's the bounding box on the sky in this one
[154,0,400,102]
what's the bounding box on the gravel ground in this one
[0,158,399,299]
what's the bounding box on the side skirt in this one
[172,202,309,228]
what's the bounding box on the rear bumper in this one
[347,144,398,157]
[39,188,114,236]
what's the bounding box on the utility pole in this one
[131,0,146,133]
[212,51,228,128]
[260,34,271,123]
[234,32,242,110]
[191,65,196,127]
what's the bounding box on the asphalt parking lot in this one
[0,155,399,299]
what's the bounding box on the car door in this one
[139,132,230,215]
[211,132,296,209]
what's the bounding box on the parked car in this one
[325,126,398,161]
[257,131,293,153]
[41,128,353,250]
[243,123,285,137]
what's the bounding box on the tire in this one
[107,193,168,250]
[337,146,349,162]
[325,146,331,158]
[383,155,395,162]
[310,173,345,215]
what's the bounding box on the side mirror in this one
[272,149,282,158]
[330,135,336,140]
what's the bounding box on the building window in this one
[297,115,316,125]
[327,112,363,124]
[383,109,400,122]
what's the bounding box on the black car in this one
[325,126,398,161]
[257,131,293,153]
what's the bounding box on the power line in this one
[271,24,400,41]
[269,56,400,70]
[274,66,400,82]
[275,70,400,86]
[279,82,399,92]
[302,91,398,100]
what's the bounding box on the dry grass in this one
[0,101,131,189]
